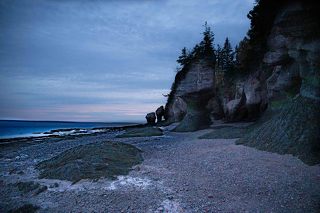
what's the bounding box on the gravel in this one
[0,129,319,212]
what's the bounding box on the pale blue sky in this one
[0,0,255,122]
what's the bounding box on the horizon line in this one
[0,119,144,124]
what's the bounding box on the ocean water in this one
[0,120,138,139]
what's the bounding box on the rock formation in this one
[165,59,215,131]
[264,2,320,101]
[210,0,319,124]
[236,0,320,165]
[145,112,156,125]
[155,106,165,123]
[161,1,320,165]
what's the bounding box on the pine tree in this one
[234,37,250,72]
[216,45,222,70]
[200,21,215,59]
[177,47,189,66]
[221,37,234,72]
[191,44,201,59]
[174,22,216,73]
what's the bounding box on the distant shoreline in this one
[0,120,144,141]
[0,123,148,149]
[0,119,143,124]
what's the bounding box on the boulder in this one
[243,72,268,119]
[224,91,247,121]
[155,106,165,123]
[206,96,224,121]
[145,112,156,125]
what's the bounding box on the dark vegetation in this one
[8,204,40,213]
[14,181,48,196]
[15,181,41,194]
[236,0,292,75]
[116,127,163,138]
[236,0,320,74]
[200,95,320,165]
[37,142,143,183]
[237,96,320,165]
[199,127,247,139]
[232,0,320,165]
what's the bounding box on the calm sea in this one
[0,120,138,139]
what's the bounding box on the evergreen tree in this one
[191,44,201,59]
[221,37,234,72]
[177,47,190,66]
[174,22,216,73]
[201,21,215,57]
[234,36,250,72]
[216,45,222,70]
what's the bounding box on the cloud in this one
[0,0,255,121]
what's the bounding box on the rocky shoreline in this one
[1,124,319,212]
[1,1,319,212]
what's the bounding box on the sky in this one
[0,0,255,122]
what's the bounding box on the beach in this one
[1,125,319,212]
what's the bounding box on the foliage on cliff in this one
[236,0,320,74]
[164,22,216,119]
[237,96,320,165]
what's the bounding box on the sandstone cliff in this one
[236,0,320,165]
[165,59,215,131]
[161,0,319,164]
[209,0,319,122]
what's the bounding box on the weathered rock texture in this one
[37,142,143,182]
[165,59,215,131]
[237,95,320,165]
[237,1,320,165]
[206,94,224,120]
[174,60,215,97]
[163,1,319,147]
[264,2,320,101]
[145,112,156,125]
[155,106,165,123]
[219,1,319,123]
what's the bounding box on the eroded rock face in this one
[145,112,156,125]
[155,106,165,123]
[224,91,247,121]
[264,2,320,101]
[175,60,215,97]
[221,71,268,122]
[267,64,301,100]
[225,1,320,122]
[164,97,187,122]
[236,1,320,166]
[171,97,187,122]
[165,59,215,124]
[164,1,319,126]
[206,96,224,121]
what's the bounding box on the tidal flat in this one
[0,125,319,212]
